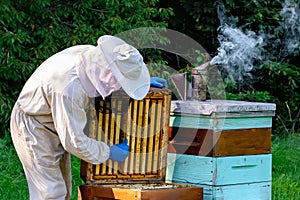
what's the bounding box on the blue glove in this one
[150,77,168,88]
[109,139,130,162]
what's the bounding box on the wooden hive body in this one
[81,88,172,184]
[166,154,272,186]
[169,100,275,156]
[166,100,276,200]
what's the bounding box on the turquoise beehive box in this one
[166,100,276,200]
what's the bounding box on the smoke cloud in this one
[279,0,300,58]
[210,0,300,86]
[210,25,264,84]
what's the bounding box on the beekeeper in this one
[10,35,168,200]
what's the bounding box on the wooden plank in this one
[214,154,272,185]
[139,186,203,200]
[84,101,99,178]
[170,100,276,115]
[78,184,203,200]
[135,100,144,174]
[113,100,122,175]
[146,100,157,174]
[80,161,93,183]
[107,100,116,175]
[129,100,138,174]
[87,102,98,140]
[166,153,272,186]
[169,128,271,156]
[159,94,172,175]
[212,110,276,118]
[213,128,271,156]
[170,115,273,130]
[78,184,136,200]
[153,100,162,174]
[141,99,150,174]
[166,153,215,185]
[100,101,111,175]
[95,100,104,176]
[169,128,213,156]
[123,100,132,174]
[195,182,271,200]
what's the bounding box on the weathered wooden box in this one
[167,100,275,199]
[199,181,271,200]
[78,184,203,200]
[169,100,276,156]
[166,153,272,186]
[81,88,172,184]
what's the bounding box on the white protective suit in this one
[10,36,150,200]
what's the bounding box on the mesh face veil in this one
[97,35,150,100]
[77,46,121,98]
[77,35,150,100]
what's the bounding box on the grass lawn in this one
[0,138,84,200]
[1,134,300,199]
[272,134,300,199]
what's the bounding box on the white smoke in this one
[210,1,265,85]
[210,25,264,83]
[211,0,300,86]
[279,0,300,58]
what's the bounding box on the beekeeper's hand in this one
[109,139,130,162]
[150,77,168,88]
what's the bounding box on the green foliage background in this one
[1,0,300,139]
[0,0,173,139]
[167,0,300,135]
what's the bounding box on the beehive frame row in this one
[81,88,172,184]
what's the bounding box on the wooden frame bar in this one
[81,88,172,184]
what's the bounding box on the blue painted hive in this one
[166,100,276,200]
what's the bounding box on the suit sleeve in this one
[51,82,110,164]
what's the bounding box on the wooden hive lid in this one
[105,87,172,99]
[170,100,276,116]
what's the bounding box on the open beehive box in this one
[78,183,203,200]
[81,87,172,184]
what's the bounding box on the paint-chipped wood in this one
[171,100,276,116]
[173,182,271,200]
[202,182,271,200]
[170,115,273,130]
[166,153,272,186]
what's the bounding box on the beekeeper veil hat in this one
[98,35,150,100]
